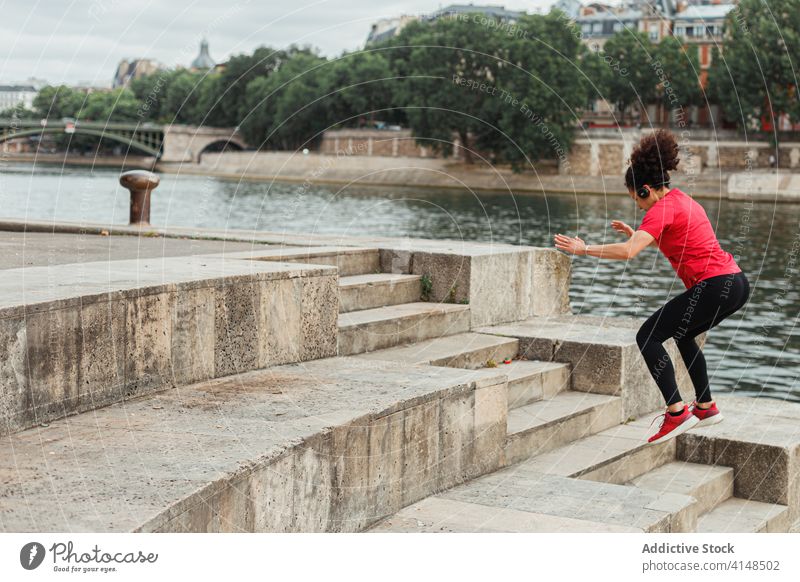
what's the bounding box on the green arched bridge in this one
[0,119,247,162]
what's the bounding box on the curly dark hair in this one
[624,129,680,192]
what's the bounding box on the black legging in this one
[636,271,750,406]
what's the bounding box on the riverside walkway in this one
[0,217,798,533]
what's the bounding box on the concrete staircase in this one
[335,253,472,356]
[3,237,798,534]
[369,317,795,534]
[334,268,794,534]
[370,405,792,533]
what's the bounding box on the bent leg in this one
[673,273,751,404]
[637,302,687,407]
[675,337,712,403]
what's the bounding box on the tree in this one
[387,14,507,164]
[653,35,702,126]
[33,85,86,118]
[81,88,141,122]
[324,50,395,127]
[577,44,614,113]
[239,51,333,150]
[160,70,207,124]
[195,46,311,127]
[493,12,587,168]
[708,0,800,132]
[381,11,586,169]
[601,29,658,124]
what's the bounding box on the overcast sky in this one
[1,0,567,87]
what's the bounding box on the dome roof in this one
[191,39,215,70]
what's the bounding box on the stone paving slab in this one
[0,255,335,315]
[355,332,518,368]
[696,497,789,533]
[0,230,268,270]
[369,496,643,533]
[631,462,734,516]
[437,468,695,532]
[671,395,800,525]
[0,218,542,257]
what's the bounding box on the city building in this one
[113,58,162,88]
[573,1,675,51]
[365,4,524,45]
[0,85,38,112]
[672,3,734,81]
[366,15,420,45]
[365,1,743,129]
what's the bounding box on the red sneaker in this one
[690,400,724,427]
[647,404,699,444]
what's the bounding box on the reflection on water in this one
[1,162,798,402]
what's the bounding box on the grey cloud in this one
[1,0,553,85]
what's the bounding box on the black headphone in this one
[636,181,668,199]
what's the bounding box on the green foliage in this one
[708,0,800,131]
[600,29,658,124]
[383,11,586,168]
[653,35,703,115]
[0,104,36,118]
[33,85,140,122]
[447,284,458,303]
[239,51,331,150]
[493,12,587,169]
[33,85,86,119]
[577,44,614,110]
[325,51,395,127]
[390,14,504,163]
[420,273,433,301]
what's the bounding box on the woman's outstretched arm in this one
[611,220,658,247]
[554,230,655,260]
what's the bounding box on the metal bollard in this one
[120,170,160,226]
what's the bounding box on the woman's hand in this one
[554,234,587,255]
[611,220,634,237]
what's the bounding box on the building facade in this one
[0,85,38,112]
[113,59,162,88]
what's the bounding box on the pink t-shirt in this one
[637,188,741,288]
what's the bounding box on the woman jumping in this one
[554,129,750,445]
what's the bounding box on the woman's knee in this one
[636,326,656,352]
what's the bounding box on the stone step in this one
[427,468,695,532]
[516,422,676,484]
[354,332,518,369]
[368,496,643,533]
[337,302,471,356]
[696,497,790,533]
[0,355,510,533]
[630,461,734,517]
[504,391,624,466]
[477,315,698,420]
[338,273,422,313]
[672,396,800,527]
[210,245,382,276]
[506,360,570,411]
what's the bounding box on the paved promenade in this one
[0,230,261,270]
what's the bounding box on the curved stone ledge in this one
[0,255,339,436]
[0,356,509,533]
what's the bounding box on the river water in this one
[1,162,798,402]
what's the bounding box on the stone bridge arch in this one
[160,125,248,163]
